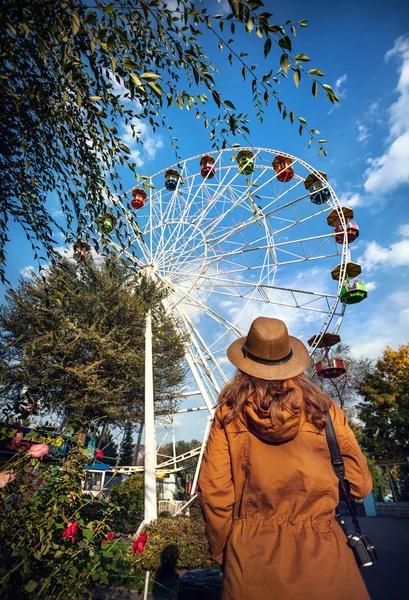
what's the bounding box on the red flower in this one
[95,449,104,460]
[106,532,115,541]
[101,540,106,545]
[132,533,147,555]
[62,521,79,544]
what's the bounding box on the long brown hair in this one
[219,371,332,431]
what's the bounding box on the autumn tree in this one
[357,343,409,462]
[0,257,186,425]
[0,0,339,282]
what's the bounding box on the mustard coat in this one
[197,400,372,600]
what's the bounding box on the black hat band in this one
[241,345,293,366]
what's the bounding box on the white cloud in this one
[356,121,370,143]
[347,292,409,359]
[398,222,409,236]
[121,120,164,168]
[364,35,409,194]
[358,222,409,271]
[337,191,362,208]
[20,266,35,279]
[365,281,377,291]
[335,73,347,99]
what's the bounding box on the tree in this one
[119,423,134,466]
[357,343,409,462]
[0,0,339,282]
[0,257,186,425]
[99,426,119,466]
[308,343,371,415]
[157,438,201,465]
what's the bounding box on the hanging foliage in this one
[0,0,339,282]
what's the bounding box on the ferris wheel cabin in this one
[131,188,147,210]
[304,171,331,204]
[165,169,181,191]
[308,332,347,379]
[327,206,359,244]
[73,240,91,262]
[272,155,294,182]
[237,150,255,175]
[99,212,117,235]
[331,261,368,304]
[200,155,216,179]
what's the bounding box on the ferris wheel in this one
[88,147,366,512]
[107,147,360,389]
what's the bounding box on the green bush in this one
[158,510,172,519]
[110,474,144,517]
[130,516,208,572]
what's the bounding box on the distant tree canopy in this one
[0,257,186,425]
[157,438,201,466]
[358,343,409,462]
[0,0,339,282]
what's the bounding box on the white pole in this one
[144,309,157,523]
[172,418,177,471]
[143,570,150,600]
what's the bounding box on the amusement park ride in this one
[75,148,367,524]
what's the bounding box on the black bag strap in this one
[325,411,362,534]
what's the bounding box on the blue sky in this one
[3,1,409,442]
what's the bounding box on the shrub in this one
[158,510,172,519]
[0,424,124,599]
[130,516,208,572]
[110,474,144,518]
[110,474,144,533]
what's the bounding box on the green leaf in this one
[224,100,236,110]
[293,69,301,88]
[24,581,38,593]
[76,92,82,107]
[110,55,116,73]
[264,38,272,58]
[280,53,289,73]
[256,26,263,39]
[139,73,161,81]
[130,73,143,88]
[72,12,80,36]
[123,59,138,71]
[147,81,163,98]
[312,81,318,98]
[294,54,310,62]
[299,117,307,124]
[245,18,254,34]
[230,0,241,17]
[102,3,115,14]
[289,111,294,123]
[89,96,103,102]
[212,90,221,108]
[291,25,296,36]
[318,139,328,144]
[6,23,17,36]
[298,19,308,27]
[83,529,94,539]
[308,69,325,76]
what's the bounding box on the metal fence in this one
[158,500,185,515]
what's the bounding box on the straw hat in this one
[227,317,310,381]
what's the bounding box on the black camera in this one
[347,533,377,568]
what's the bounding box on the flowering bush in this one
[0,424,124,599]
[130,517,208,573]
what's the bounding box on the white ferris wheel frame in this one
[104,148,352,517]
